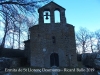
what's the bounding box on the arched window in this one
[54,10,60,23]
[43,11,51,23]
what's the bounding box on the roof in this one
[38,1,65,11]
[24,40,30,43]
[0,48,25,58]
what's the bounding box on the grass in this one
[11,71,82,75]
[4,62,84,75]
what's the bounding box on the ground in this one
[1,62,84,75]
[1,62,98,75]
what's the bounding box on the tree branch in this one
[0,1,47,5]
[0,1,32,5]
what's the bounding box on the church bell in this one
[45,12,49,20]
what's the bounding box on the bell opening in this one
[43,11,50,23]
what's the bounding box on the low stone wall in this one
[0,57,27,71]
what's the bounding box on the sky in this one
[53,0,100,32]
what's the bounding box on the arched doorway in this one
[50,53,59,67]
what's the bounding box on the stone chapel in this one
[24,1,77,68]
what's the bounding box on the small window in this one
[38,34,40,37]
[52,36,56,43]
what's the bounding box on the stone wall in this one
[29,23,77,68]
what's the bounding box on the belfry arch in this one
[43,10,51,23]
[54,10,60,23]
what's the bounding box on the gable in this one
[38,1,65,11]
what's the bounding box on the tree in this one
[0,0,51,49]
[76,27,90,53]
[76,27,100,54]
[95,29,100,51]
[88,32,95,53]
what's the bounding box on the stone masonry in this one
[25,1,77,68]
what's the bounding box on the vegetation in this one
[0,0,51,49]
[76,27,100,54]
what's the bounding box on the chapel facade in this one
[24,1,77,68]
